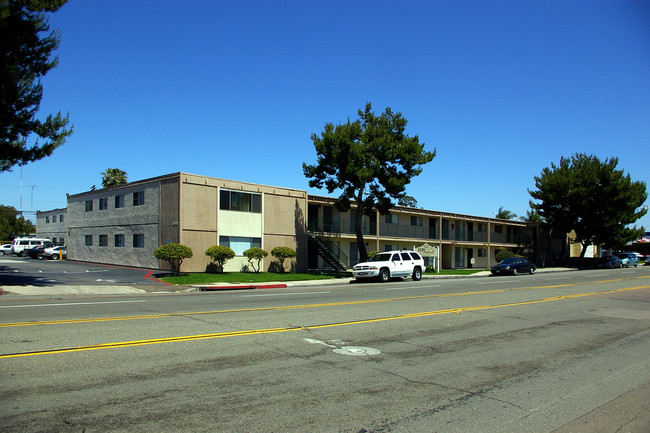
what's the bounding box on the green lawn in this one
[159,268,487,285]
[159,271,352,285]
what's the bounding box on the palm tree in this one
[101,168,128,188]
[495,206,517,220]
[519,209,543,223]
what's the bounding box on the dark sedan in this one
[596,255,622,269]
[26,245,48,259]
[490,257,536,276]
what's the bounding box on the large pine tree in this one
[529,153,647,257]
[1,0,72,172]
[303,103,435,262]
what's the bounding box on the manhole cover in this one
[333,346,381,356]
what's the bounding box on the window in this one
[99,234,108,247]
[115,234,125,247]
[133,191,144,206]
[385,214,398,224]
[45,216,50,223]
[115,195,124,208]
[478,249,486,257]
[85,200,93,212]
[133,234,144,248]
[494,225,503,233]
[478,223,486,232]
[85,235,93,246]
[219,236,261,255]
[410,216,423,226]
[220,190,262,213]
[98,197,108,210]
[60,214,65,222]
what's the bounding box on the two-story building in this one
[35,208,67,245]
[37,172,538,273]
[306,195,532,271]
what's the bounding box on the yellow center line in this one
[2,275,649,328]
[1,284,648,359]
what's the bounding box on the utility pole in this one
[29,185,36,210]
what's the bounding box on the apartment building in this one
[307,195,532,270]
[43,172,537,272]
[66,172,308,272]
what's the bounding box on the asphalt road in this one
[1,266,649,432]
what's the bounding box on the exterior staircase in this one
[307,232,349,272]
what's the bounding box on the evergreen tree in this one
[303,103,435,262]
[529,153,647,257]
[1,0,72,172]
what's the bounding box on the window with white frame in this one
[219,236,261,255]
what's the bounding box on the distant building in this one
[35,208,67,245]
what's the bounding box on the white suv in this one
[353,250,425,282]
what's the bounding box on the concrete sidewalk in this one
[0,267,578,296]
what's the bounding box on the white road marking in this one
[385,284,440,291]
[477,280,515,285]
[304,338,337,348]
[0,300,147,308]
[242,291,331,297]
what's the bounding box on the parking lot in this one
[0,254,169,288]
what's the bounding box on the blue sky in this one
[2,0,649,230]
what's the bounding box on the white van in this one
[10,238,53,256]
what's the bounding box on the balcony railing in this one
[310,220,524,244]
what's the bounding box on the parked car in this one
[490,257,536,276]
[596,255,622,269]
[614,252,638,267]
[352,250,425,282]
[10,237,53,256]
[0,243,12,256]
[27,245,48,259]
[41,246,67,260]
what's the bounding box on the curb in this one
[195,283,288,291]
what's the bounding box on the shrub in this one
[153,243,193,276]
[270,246,296,272]
[205,245,235,273]
[495,248,519,262]
[243,247,268,273]
[367,251,379,260]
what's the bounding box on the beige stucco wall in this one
[177,173,307,273]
